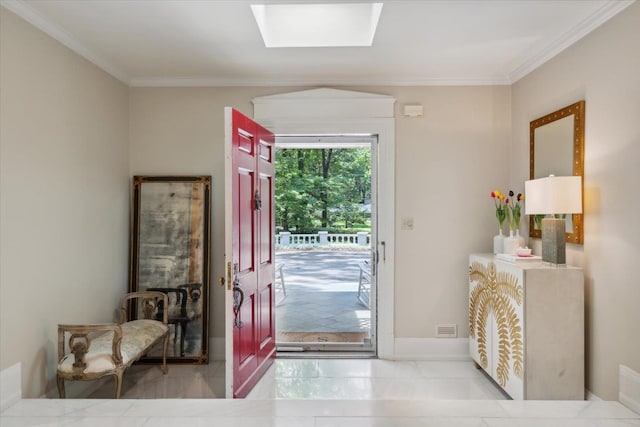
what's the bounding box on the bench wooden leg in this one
[113,371,123,399]
[56,375,65,399]
[161,333,169,374]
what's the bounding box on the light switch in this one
[401,217,414,230]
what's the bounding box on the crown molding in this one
[509,0,636,83]
[129,76,511,88]
[1,0,130,84]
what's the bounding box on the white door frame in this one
[274,134,379,353]
[253,88,396,359]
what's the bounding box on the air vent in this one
[436,324,457,338]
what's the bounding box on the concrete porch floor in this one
[275,250,371,336]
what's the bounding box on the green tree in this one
[275,147,371,233]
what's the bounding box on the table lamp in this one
[524,175,582,264]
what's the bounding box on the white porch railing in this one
[276,231,370,247]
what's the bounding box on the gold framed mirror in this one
[129,175,211,364]
[529,100,584,244]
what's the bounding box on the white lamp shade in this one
[525,176,582,215]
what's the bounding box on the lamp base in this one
[541,218,566,264]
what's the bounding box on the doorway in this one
[274,134,377,354]
[252,87,396,360]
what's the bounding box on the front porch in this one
[275,250,371,343]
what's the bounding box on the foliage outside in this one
[275,147,371,234]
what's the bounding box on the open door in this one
[224,107,276,398]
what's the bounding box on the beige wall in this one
[389,86,511,337]
[511,2,640,400]
[0,8,130,397]
[130,85,512,345]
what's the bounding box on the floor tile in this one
[275,377,374,399]
[276,359,320,378]
[315,417,488,427]
[317,359,422,378]
[484,419,640,427]
[415,361,487,379]
[497,400,592,418]
[578,401,640,419]
[146,416,315,427]
[370,377,506,400]
[0,417,149,427]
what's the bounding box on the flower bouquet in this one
[491,190,507,231]
[491,190,507,254]
[505,190,525,252]
[506,190,524,231]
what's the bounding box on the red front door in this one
[224,107,276,398]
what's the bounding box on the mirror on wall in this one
[129,175,211,363]
[529,100,584,244]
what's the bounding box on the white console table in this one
[468,253,584,400]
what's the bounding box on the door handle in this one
[254,189,262,211]
[233,285,244,329]
[231,263,244,328]
[380,241,386,262]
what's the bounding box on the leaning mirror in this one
[129,176,211,363]
[529,101,584,244]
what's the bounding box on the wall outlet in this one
[401,217,414,230]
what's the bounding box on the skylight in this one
[251,3,383,48]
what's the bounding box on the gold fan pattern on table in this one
[469,261,524,387]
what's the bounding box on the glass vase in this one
[503,229,519,255]
[493,228,505,254]
[516,229,526,249]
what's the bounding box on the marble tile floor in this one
[245,359,509,400]
[3,359,638,426]
[82,359,508,400]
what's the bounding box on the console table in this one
[468,253,584,400]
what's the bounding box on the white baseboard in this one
[620,365,640,415]
[392,338,471,361]
[1,363,21,412]
[586,390,602,401]
[210,337,225,361]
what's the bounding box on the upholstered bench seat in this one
[57,320,168,375]
[56,292,170,399]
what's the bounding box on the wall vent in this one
[436,324,457,338]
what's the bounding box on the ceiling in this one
[2,0,634,87]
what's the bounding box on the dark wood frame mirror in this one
[129,175,211,364]
[529,101,585,244]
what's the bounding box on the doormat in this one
[277,332,368,343]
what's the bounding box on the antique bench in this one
[56,291,169,399]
